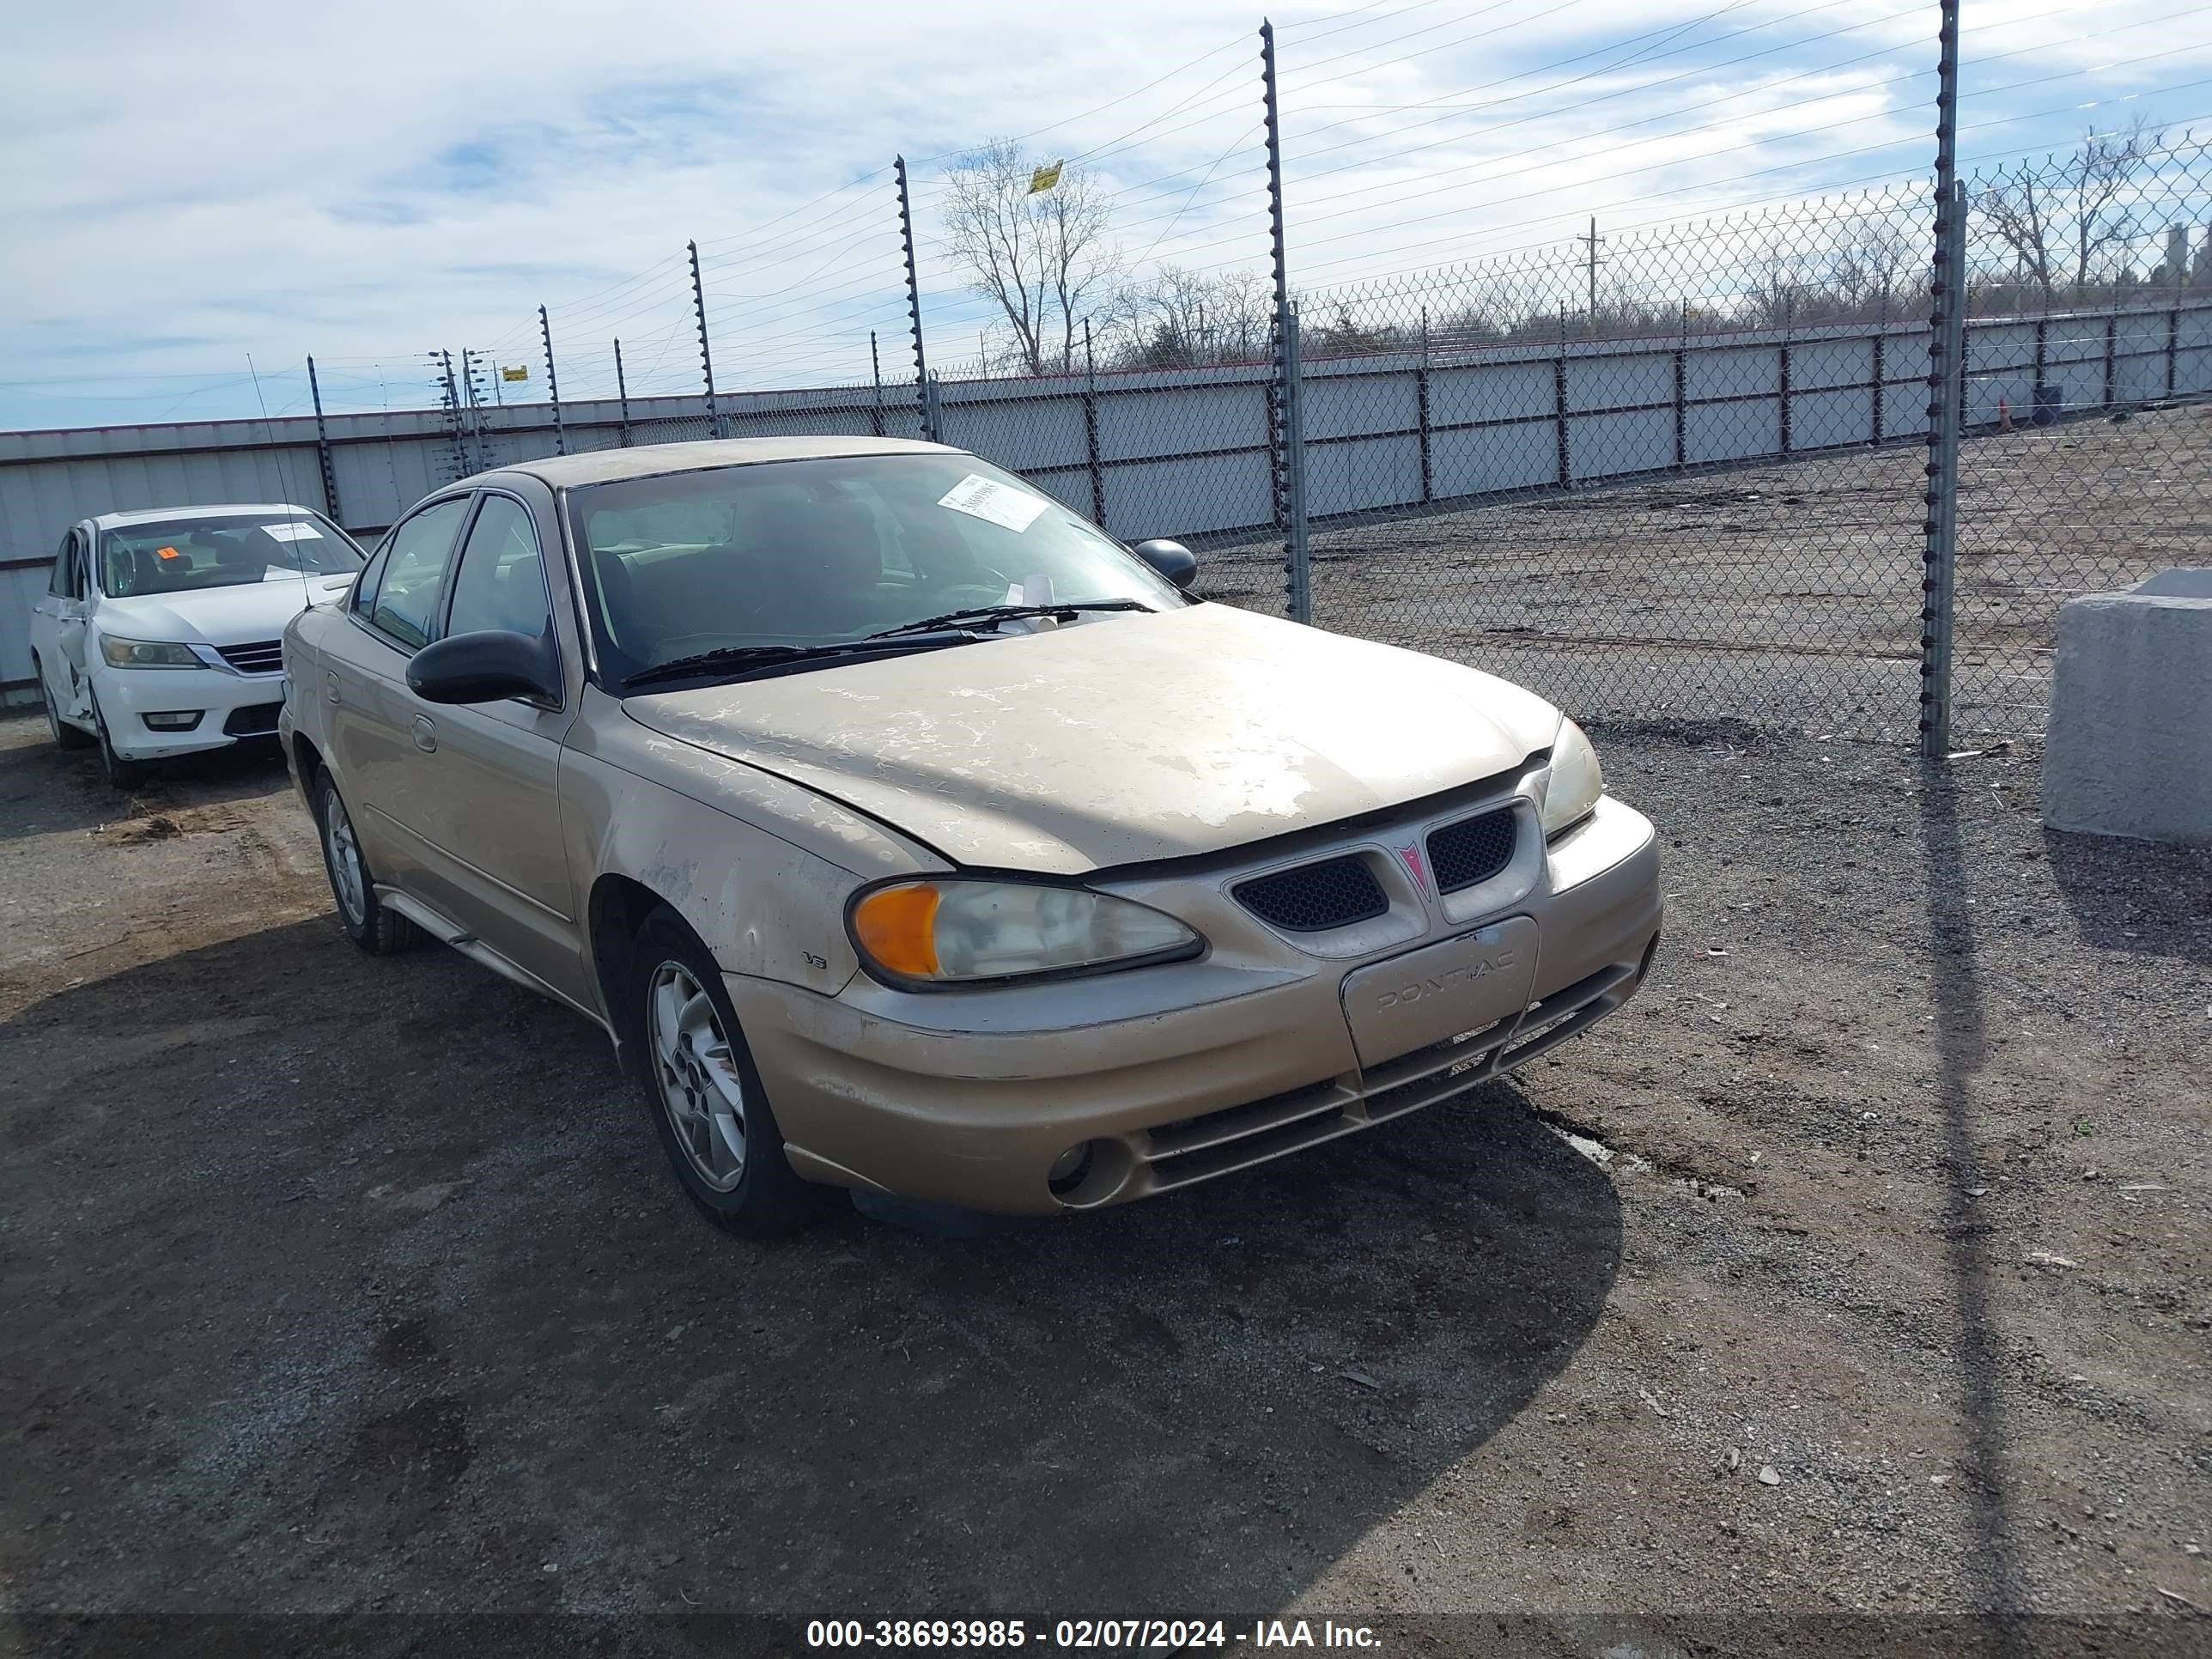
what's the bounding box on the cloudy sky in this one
[3,0,2209,429]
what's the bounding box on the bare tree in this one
[1102,264,1273,367]
[1826,216,1915,318]
[1977,118,2160,304]
[942,141,1118,375]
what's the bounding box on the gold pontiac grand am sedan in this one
[279,438,1660,1233]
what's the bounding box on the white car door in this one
[27,527,94,722]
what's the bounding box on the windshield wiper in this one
[867,599,1153,641]
[621,635,975,691]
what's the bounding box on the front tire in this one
[630,908,823,1237]
[315,769,420,954]
[91,690,152,789]
[37,662,94,751]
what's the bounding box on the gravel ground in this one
[1,704,2208,1657]
[1200,403,2212,744]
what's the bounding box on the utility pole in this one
[1576,216,1606,331]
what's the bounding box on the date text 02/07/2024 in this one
[803,1619,1382,1649]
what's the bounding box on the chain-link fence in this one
[1950,137,2212,739]
[1207,184,1945,735]
[14,40,2212,739]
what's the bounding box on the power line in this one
[1273,81,2212,285]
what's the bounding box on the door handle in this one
[411,714,437,753]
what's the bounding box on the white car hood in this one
[94,572,356,648]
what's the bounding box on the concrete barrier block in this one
[2043,568,2212,846]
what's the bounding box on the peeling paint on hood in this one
[620,604,1560,876]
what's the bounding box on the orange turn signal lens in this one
[851,883,941,977]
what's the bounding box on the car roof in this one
[475,435,961,492]
[89,502,324,531]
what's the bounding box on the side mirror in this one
[407,628,562,705]
[1133,538,1198,590]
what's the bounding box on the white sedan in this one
[27,502,366,787]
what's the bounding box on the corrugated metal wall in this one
[6,301,2207,702]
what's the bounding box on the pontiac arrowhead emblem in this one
[1396,842,1428,891]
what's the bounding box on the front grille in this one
[1235,855,1389,932]
[1426,806,1517,893]
[222,702,283,737]
[214,640,283,674]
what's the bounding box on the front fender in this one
[560,701,947,1004]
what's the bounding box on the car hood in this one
[95,574,356,647]
[622,605,1563,876]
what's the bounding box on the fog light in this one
[141,710,204,731]
[1048,1142,1094,1194]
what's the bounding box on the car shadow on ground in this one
[3,912,1622,1623]
[0,720,292,844]
[2040,821,2212,967]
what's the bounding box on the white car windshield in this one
[101,514,364,599]
[565,453,1186,684]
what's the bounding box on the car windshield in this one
[100,513,365,599]
[564,453,1186,685]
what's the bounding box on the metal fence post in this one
[1283,305,1312,624]
[1261,17,1310,623]
[1917,0,1965,757]
[436,349,470,481]
[1084,319,1107,527]
[896,156,935,442]
[307,356,342,525]
[2166,298,2182,398]
[1416,307,1433,504]
[689,240,723,440]
[539,306,566,457]
[1553,340,1571,489]
[2103,316,2118,408]
[1778,291,1794,457]
[1921,196,1966,757]
[613,338,632,447]
[459,348,489,475]
[1873,289,1891,445]
[870,331,887,439]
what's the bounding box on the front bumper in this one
[93,660,288,760]
[737,794,1662,1215]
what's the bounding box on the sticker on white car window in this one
[262,522,319,541]
[937,473,1049,533]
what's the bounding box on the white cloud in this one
[2,0,2208,425]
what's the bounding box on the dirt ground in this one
[1201,404,2212,744]
[1,699,2208,1656]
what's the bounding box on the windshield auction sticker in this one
[938,473,1050,533]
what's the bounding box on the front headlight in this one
[1540,718,1605,838]
[100,635,201,669]
[849,878,1201,986]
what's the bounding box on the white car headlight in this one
[849,878,1200,986]
[1540,718,1604,838]
[100,635,201,669]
